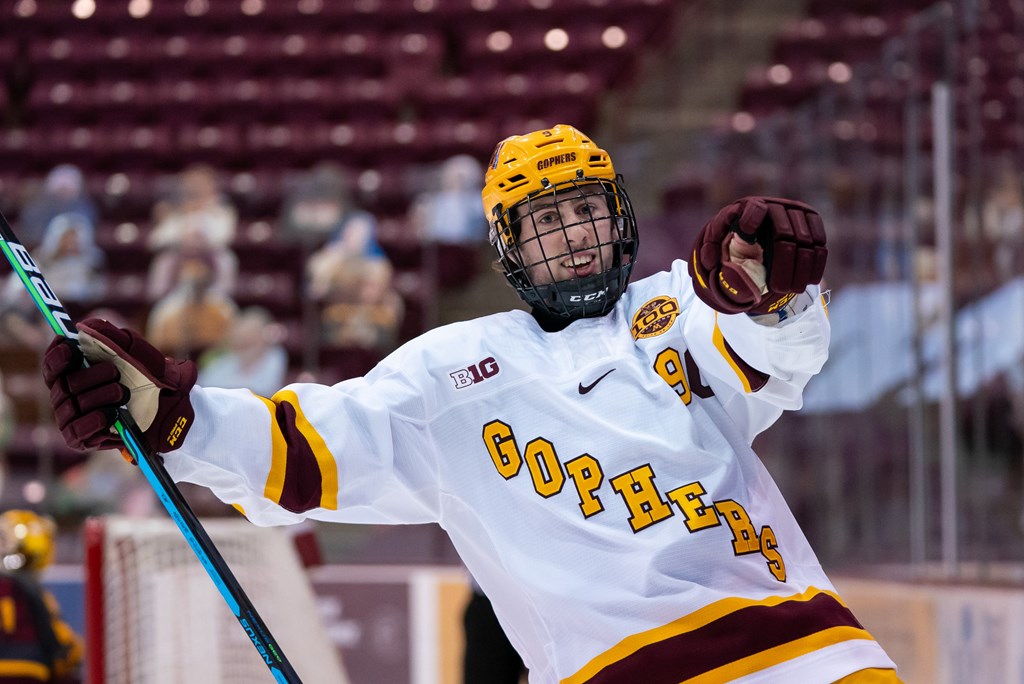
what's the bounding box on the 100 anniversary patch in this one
[630,296,680,340]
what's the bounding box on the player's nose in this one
[559,213,591,246]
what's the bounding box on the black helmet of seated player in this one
[482,124,639,319]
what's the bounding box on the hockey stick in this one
[0,211,303,684]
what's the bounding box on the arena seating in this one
[0,0,682,472]
[734,0,1021,153]
[659,0,1024,291]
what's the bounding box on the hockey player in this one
[42,125,900,683]
[0,510,83,684]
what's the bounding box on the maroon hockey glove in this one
[43,338,128,451]
[43,318,198,455]
[688,196,827,315]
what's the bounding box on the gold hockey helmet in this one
[0,509,56,573]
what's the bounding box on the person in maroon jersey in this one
[0,510,82,684]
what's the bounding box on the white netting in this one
[93,516,347,684]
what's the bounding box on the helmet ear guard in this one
[483,125,639,319]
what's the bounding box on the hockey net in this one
[84,515,348,684]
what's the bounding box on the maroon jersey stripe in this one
[275,400,324,514]
[583,592,865,683]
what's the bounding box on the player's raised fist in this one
[688,196,827,315]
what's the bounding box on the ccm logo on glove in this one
[167,416,190,447]
[688,196,827,315]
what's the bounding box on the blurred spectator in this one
[320,258,404,351]
[54,448,158,520]
[0,263,42,348]
[0,301,48,350]
[146,232,238,302]
[54,441,158,519]
[307,228,391,301]
[280,163,380,250]
[290,163,398,348]
[979,157,1024,281]
[17,165,98,250]
[198,306,289,397]
[147,164,237,252]
[33,212,105,305]
[412,155,488,245]
[408,155,489,290]
[282,163,398,365]
[0,510,83,684]
[146,251,238,358]
[0,213,104,349]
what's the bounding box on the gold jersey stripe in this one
[0,660,50,680]
[0,596,14,634]
[253,392,289,505]
[692,248,708,289]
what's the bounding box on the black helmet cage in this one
[491,174,639,319]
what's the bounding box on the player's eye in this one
[535,210,558,225]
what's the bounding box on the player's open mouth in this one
[562,253,596,276]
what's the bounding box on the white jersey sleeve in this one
[166,356,445,527]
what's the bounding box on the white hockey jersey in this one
[166,259,897,683]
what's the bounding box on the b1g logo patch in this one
[631,296,680,340]
[450,357,500,389]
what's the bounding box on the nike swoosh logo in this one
[578,368,616,395]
